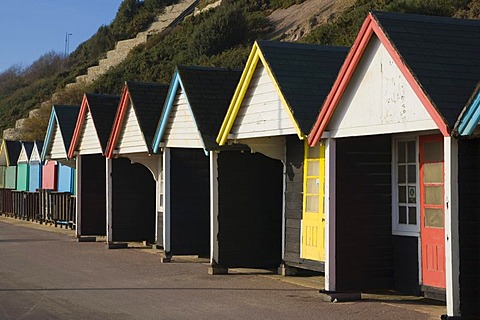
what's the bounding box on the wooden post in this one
[75,155,82,237]
[209,151,219,265]
[444,136,460,317]
[155,153,163,248]
[106,157,113,243]
[163,147,171,253]
[325,138,336,292]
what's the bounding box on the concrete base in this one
[77,236,97,242]
[152,244,164,250]
[107,242,128,249]
[208,264,228,275]
[160,251,172,263]
[277,263,298,276]
[319,289,361,303]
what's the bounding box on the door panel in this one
[419,135,445,288]
[301,142,326,261]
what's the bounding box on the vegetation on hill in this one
[2,0,480,141]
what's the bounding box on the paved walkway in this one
[0,216,444,319]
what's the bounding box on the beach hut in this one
[153,66,246,266]
[0,141,21,189]
[68,94,120,239]
[42,105,80,193]
[28,141,43,192]
[308,11,480,318]
[16,141,34,191]
[105,81,169,246]
[215,41,348,274]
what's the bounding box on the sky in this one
[0,0,124,73]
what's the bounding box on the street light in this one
[64,32,72,58]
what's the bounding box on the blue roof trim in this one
[41,108,57,161]
[152,71,180,153]
[458,89,480,136]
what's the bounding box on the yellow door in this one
[301,141,326,261]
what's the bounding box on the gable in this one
[327,36,437,138]
[116,101,148,154]
[163,87,203,148]
[18,145,29,163]
[229,62,296,140]
[49,122,68,159]
[77,110,102,155]
[29,145,41,163]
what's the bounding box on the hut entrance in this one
[112,157,156,243]
[217,150,283,269]
[169,148,210,256]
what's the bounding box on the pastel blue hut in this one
[16,141,34,191]
[42,105,80,193]
[28,141,43,192]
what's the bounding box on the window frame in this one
[392,135,420,236]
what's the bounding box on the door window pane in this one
[408,165,416,183]
[425,186,443,205]
[425,208,444,228]
[306,195,318,212]
[408,186,416,204]
[307,160,319,176]
[408,207,417,225]
[398,165,406,183]
[398,142,406,163]
[399,206,407,224]
[423,141,443,162]
[306,178,319,194]
[307,145,320,159]
[424,163,443,183]
[398,186,406,203]
[407,141,416,163]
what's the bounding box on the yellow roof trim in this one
[0,140,9,166]
[216,41,304,146]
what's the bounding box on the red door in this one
[419,135,446,288]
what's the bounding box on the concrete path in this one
[0,217,443,319]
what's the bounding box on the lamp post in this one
[64,32,72,58]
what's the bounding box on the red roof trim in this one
[68,94,89,159]
[308,13,449,146]
[106,85,130,159]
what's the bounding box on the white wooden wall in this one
[77,111,102,155]
[48,123,68,159]
[116,102,148,154]
[230,63,295,139]
[328,35,437,138]
[163,88,203,148]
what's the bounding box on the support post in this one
[75,155,82,238]
[444,137,460,317]
[155,153,163,248]
[163,147,171,254]
[325,138,336,292]
[106,157,113,244]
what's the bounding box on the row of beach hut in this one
[2,11,480,319]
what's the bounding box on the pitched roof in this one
[42,105,80,160]
[22,141,34,160]
[153,66,242,152]
[309,11,480,144]
[107,81,169,157]
[68,94,120,157]
[0,140,22,166]
[217,40,348,145]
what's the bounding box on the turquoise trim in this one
[458,89,480,136]
[41,108,57,161]
[152,71,180,153]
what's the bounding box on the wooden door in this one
[301,142,326,262]
[419,135,446,288]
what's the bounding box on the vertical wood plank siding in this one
[78,112,102,155]
[336,135,393,291]
[80,154,106,236]
[116,104,148,154]
[392,236,419,294]
[457,139,480,317]
[169,148,210,255]
[217,150,283,268]
[112,158,156,243]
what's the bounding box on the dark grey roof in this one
[372,11,480,129]
[177,65,242,150]
[126,81,169,153]
[53,105,80,152]
[257,40,349,134]
[22,141,34,159]
[5,140,22,164]
[85,93,120,153]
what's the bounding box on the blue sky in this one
[0,0,123,73]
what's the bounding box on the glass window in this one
[423,141,443,162]
[425,208,444,228]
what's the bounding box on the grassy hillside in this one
[2,0,480,140]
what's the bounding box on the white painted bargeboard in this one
[327,35,437,138]
[230,63,296,139]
